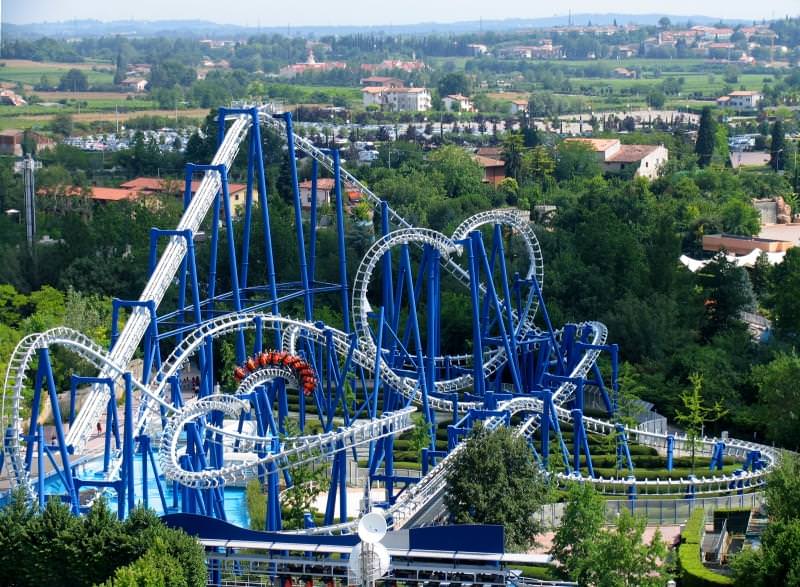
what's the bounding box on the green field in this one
[567,72,771,96]
[0,59,114,87]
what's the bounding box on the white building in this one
[361,86,431,112]
[564,138,668,181]
[510,99,529,115]
[717,90,762,110]
[442,94,475,112]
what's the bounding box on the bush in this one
[0,493,205,587]
[677,509,734,586]
[246,478,267,531]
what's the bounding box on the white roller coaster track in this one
[1,105,782,536]
[64,113,254,455]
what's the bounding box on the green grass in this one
[565,72,770,97]
[0,62,114,86]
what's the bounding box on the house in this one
[0,130,24,156]
[360,76,404,88]
[119,176,256,216]
[297,178,361,209]
[120,77,148,92]
[476,146,503,159]
[361,86,431,112]
[0,89,26,106]
[361,60,426,73]
[467,44,488,56]
[612,67,636,79]
[361,87,386,108]
[473,155,506,186]
[442,94,475,112]
[499,41,564,60]
[279,50,347,79]
[614,45,638,58]
[564,138,668,180]
[510,99,529,115]
[0,130,54,156]
[717,90,762,110]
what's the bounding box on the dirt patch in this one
[22,108,210,123]
[32,91,137,101]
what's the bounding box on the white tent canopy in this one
[680,249,787,272]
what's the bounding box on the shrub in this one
[677,509,734,586]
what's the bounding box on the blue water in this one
[41,453,249,527]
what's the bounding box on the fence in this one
[536,492,764,528]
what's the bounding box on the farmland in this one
[0,58,115,87]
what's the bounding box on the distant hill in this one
[1,14,756,39]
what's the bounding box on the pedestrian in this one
[97,421,102,435]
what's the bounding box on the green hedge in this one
[677,509,734,586]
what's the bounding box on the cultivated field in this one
[0,58,115,87]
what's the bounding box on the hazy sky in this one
[2,0,798,26]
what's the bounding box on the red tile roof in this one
[120,177,246,193]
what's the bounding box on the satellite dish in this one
[348,542,390,582]
[357,511,387,544]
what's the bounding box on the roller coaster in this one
[0,104,780,541]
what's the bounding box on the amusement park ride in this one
[0,104,779,555]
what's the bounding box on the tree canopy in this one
[444,426,551,550]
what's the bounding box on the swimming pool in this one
[37,453,250,527]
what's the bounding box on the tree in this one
[695,107,717,167]
[502,132,525,182]
[551,483,605,584]
[58,68,89,92]
[732,456,800,586]
[444,426,550,550]
[50,113,74,137]
[113,49,128,86]
[751,353,800,449]
[522,145,555,188]
[769,248,800,338]
[675,373,727,474]
[583,509,669,587]
[427,145,484,198]
[555,141,602,181]
[696,254,755,338]
[552,485,669,586]
[770,119,786,172]
[658,16,672,29]
[408,412,432,455]
[437,72,469,98]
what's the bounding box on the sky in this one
[2,0,798,27]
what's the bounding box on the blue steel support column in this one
[308,159,318,312]
[666,435,674,471]
[140,434,150,510]
[251,109,279,321]
[338,436,347,524]
[219,166,246,361]
[239,129,256,293]
[282,112,313,321]
[492,224,523,391]
[36,424,45,508]
[475,232,523,392]
[124,372,135,515]
[425,246,439,427]
[40,348,79,513]
[540,389,551,468]
[332,149,351,332]
[466,234,485,396]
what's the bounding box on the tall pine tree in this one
[695,106,716,167]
